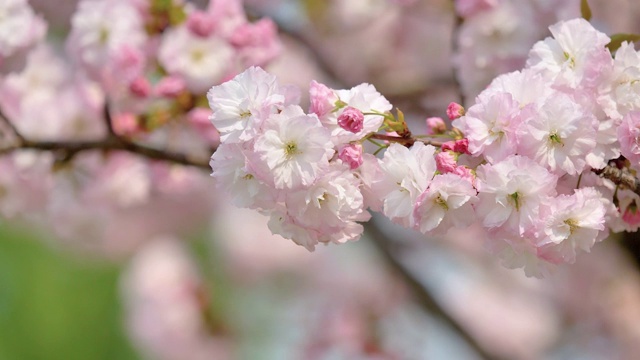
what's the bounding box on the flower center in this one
[435,194,448,210]
[564,218,578,234]
[284,141,299,158]
[509,191,521,211]
[549,132,563,146]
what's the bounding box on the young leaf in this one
[607,33,640,52]
[581,0,592,21]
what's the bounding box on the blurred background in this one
[3,0,640,359]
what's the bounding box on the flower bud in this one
[186,11,216,37]
[426,117,446,135]
[446,102,465,120]
[453,138,469,154]
[337,106,364,133]
[435,151,457,173]
[113,112,141,137]
[129,76,151,98]
[155,76,186,98]
[338,143,364,169]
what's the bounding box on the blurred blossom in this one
[122,237,232,360]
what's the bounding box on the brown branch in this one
[0,103,211,169]
[0,138,211,169]
[593,165,640,196]
[365,220,503,360]
[0,106,25,143]
[369,133,445,148]
[103,101,116,136]
[451,10,466,106]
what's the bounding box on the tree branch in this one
[0,104,210,169]
[365,221,503,360]
[593,164,640,196]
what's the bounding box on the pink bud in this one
[155,76,187,98]
[453,138,469,154]
[112,112,140,137]
[435,151,458,173]
[337,107,364,133]
[623,201,640,226]
[338,144,364,170]
[441,141,455,152]
[186,11,216,37]
[446,102,465,120]
[129,77,151,98]
[426,117,446,135]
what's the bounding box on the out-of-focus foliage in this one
[0,225,138,360]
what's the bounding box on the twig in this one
[0,138,211,169]
[593,165,640,196]
[0,106,25,143]
[0,102,211,169]
[451,8,466,106]
[368,133,444,148]
[103,101,116,136]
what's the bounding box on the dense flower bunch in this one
[209,18,640,277]
[0,0,280,252]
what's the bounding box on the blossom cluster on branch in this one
[208,17,640,277]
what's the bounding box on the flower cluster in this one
[0,0,281,254]
[209,18,640,277]
[208,67,398,250]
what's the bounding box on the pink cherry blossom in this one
[617,111,640,165]
[452,92,522,163]
[377,142,437,228]
[413,173,478,235]
[338,143,364,170]
[158,25,234,94]
[253,105,333,189]
[475,155,558,237]
[517,92,598,175]
[207,66,288,143]
[536,187,607,264]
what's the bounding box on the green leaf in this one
[581,0,592,21]
[607,33,640,52]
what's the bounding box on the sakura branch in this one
[206,17,640,278]
[0,106,210,170]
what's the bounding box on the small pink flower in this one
[113,112,141,137]
[155,76,187,98]
[453,139,469,154]
[441,139,468,154]
[435,151,457,173]
[446,102,465,120]
[337,107,364,133]
[453,166,475,186]
[622,200,640,226]
[441,141,455,152]
[426,117,446,135]
[186,11,216,37]
[129,77,151,98]
[308,80,336,118]
[113,45,145,84]
[617,111,640,164]
[338,144,363,170]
